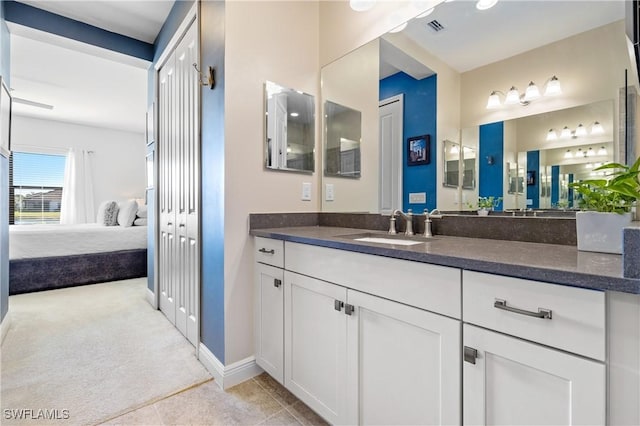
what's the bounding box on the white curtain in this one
[60,149,95,224]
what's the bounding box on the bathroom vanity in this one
[251,225,639,425]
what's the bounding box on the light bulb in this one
[544,75,562,96]
[560,126,571,139]
[476,0,498,10]
[587,147,596,157]
[350,0,376,12]
[523,81,541,101]
[450,145,459,154]
[546,129,557,141]
[597,146,607,156]
[591,121,604,135]
[564,149,573,159]
[486,91,501,109]
[504,87,520,105]
[575,124,587,137]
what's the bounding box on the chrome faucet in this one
[423,209,443,238]
[389,209,413,235]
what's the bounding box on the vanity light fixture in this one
[564,149,573,159]
[486,75,561,109]
[587,147,596,157]
[546,129,557,141]
[591,121,604,135]
[575,123,588,137]
[560,126,572,139]
[450,145,460,154]
[350,0,376,12]
[476,0,499,10]
[598,146,607,156]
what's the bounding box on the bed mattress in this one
[9,224,148,260]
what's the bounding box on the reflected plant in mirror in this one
[324,100,362,178]
[264,81,315,173]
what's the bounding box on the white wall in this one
[11,115,146,214]
[224,1,320,364]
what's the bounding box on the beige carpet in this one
[0,278,211,425]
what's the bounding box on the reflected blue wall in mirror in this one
[380,72,437,212]
[526,151,540,209]
[479,122,503,210]
[551,165,560,206]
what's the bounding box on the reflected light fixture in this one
[450,145,460,154]
[586,163,593,169]
[591,121,605,135]
[598,146,607,156]
[476,0,498,10]
[564,149,573,159]
[560,126,572,139]
[587,147,596,157]
[290,112,299,117]
[350,0,375,11]
[546,129,557,141]
[486,75,561,109]
[575,123,587,137]
[523,81,541,102]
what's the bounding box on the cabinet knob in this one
[334,300,344,312]
[344,304,355,316]
[274,278,282,288]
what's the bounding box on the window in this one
[10,152,66,225]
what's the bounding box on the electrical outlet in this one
[325,184,335,201]
[302,182,312,201]
[409,192,426,204]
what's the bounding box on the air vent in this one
[427,20,444,32]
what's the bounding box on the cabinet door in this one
[463,324,605,426]
[347,290,461,425]
[284,271,348,425]
[255,263,284,384]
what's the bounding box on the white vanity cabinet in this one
[462,271,606,426]
[254,237,285,384]
[283,241,461,425]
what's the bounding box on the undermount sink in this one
[337,232,437,246]
[354,237,423,246]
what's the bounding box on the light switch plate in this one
[325,184,334,201]
[526,198,533,206]
[409,192,426,204]
[302,182,312,201]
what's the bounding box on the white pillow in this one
[117,200,139,227]
[96,201,119,226]
[136,205,148,218]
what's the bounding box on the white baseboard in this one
[198,343,263,390]
[146,288,157,309]
[1,312,11,345]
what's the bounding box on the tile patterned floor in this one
[100,373,328,426]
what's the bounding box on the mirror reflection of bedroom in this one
[8,33,149,295]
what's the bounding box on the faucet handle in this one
[388,215,397,234]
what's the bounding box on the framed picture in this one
[527,170,536,186]
[407,134,430,166]
[0,76,12,157]
[146,102,155,145]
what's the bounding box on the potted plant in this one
[569,157,640,254]
[468,196,502,216]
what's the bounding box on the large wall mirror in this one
[264,81,315,173]
[320,0,633,214]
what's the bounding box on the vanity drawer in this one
[255,237,284,268]
[463,271,605,361]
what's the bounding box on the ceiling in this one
[9,1,175,134]
[385,0,625,74]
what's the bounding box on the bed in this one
[9,224,148,294]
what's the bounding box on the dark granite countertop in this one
[251,226,640,295]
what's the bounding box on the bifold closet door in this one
[158,21,199,346]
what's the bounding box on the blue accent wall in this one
[4,1,153,61]
[200,0,226,363]
[379,72,437,212]
[526,150,540,209]
[551,165,560,206]
[479,122,503,205]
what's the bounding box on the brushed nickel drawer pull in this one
[494,299,552,319]
[258,248,275,255]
